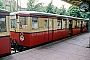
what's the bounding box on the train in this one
[10,11,88,51]
[0,9,11,57]
[0,10,88,57]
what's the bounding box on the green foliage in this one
[59,5,66,15]
[26,0,67,15]
[46,1,54,13]
[0,0,5,9]
[26,0,36,11]
[53,7,60,14]
[0,0,16,12]
[67,6,81,17]
[33,3,44,12]
[80,12,89,19]
[10,0,16,12]
[46,2,67,15]
[26,0,89,19]
[67,5,89,18]
[26,0,44,12]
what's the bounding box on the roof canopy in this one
[62,0,90,6]
[62,0,90,12]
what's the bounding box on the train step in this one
[11,48,19,54]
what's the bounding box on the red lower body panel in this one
[48,31,53,41]
[72,28,80,35]
[53,29,69,40]
[30,32,45,46]
[10,29,69,47]
[0,36,11,55]
[10,32,20,43]
[10,32,48,47]
[82,27,87,32]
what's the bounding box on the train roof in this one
[10,11,88,21]
[0,9,10,13]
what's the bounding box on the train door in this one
[69,20,72,35]
[48,18,53,41]
[81,21,83,32]
[10,15,17,32]
[86,21,88,31]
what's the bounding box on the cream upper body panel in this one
[10,11,88,33]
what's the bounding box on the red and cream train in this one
[0,9,11,57]
[0,10,88,57]
[10,11,88,51]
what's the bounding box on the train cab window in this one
[57,20,62,29]
[0,16,6,32]
[32,17,38,29]
[63,20,67,29]
[44,20,47,28]
[20,17,28,29]
[11,19,17,28]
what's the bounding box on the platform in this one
[0,33,90,60]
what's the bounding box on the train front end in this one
[0,9,10,57]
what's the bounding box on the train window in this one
[63,20,67,29]
[20,17,28,29]
[57,20,62,29]
[0,16,6,32]
[49,20,52,28]
[32,17,38,29]
[74,20,77,28]
[44,20,47,28]
[11,19,17,28]
[77,21,79,27]
[84,21,87,27]
[77,21,80,27]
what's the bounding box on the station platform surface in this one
[0,33,90,60]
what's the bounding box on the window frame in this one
[63,20,67,29]
[74,20,78,28]
[19,16,28,29]
[44,20,48,28]
[0,15,7,32]
[32,17,38,30]
[11,19,17,29]
[57,20,62,30]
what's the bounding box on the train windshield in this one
[10,15,17,29]
[11,19,17,28]
[20,17,28,29]
[0,15,6,32]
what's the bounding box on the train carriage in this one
[68,17,88,35]
[0,9,10,57]
[10,11,88,51]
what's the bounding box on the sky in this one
[15,0,71,10]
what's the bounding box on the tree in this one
[26,0,44,12]
[59,5,66,15]
[0,0,5,9]
[53,7,60,14]
[67,6,82,17]
[10,0,16,12]
[46,1,54,13]
[33,3,44,12]
[26,0,36,11]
